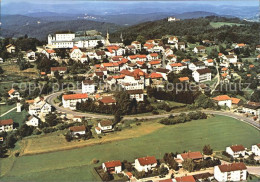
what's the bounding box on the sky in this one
[1,0,259,6]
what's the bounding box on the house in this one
[256,45,260,52]
[69,125,86,136]
[106,45,125,56]
[99,96,116,105]
[231,97,242,108]
[102,160,122,174]
[131,41,142,51]
[28,97,52,116]
[177,151,203,163]
[174,175,196,182]
[193,172,214,182]
[167,17,180,22]
[70,46,83,61]
[155,68,169,80]
[26,50,36,61]
[82,80,96,94]
[235,43,246,49]
[192,68,211,82]
[95,120,113,134]
[188,62,206,71]
[6,44,16,53]
[168,36,178,44]
[102,62,119,72]
[148,60,162,69]
[202,40,215,46]
[8,89,20,100]
[212,95,232,108]
[194,46,206,54]
[0,119,13,132]
[135,156,157,172]
[73,116,84,122]
[166,63,187,73]
[225,54,237,63]
[147,53,159,61]
[204,59,214,67]
[214,163,247,182]
[127,89,144,102]
[51,67,67,76]
[226,145,246,158]
[175,42,185,50]
[252,144,260,156]
[26,115,39,127]
[62,93,88,110]
[166,54,177,64]
[243,102,260,116]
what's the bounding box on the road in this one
[45,92,260,130]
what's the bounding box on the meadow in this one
[0,115,259,181]
[210,22,243,28]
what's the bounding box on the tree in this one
[114,110,122,123]
[95,41,104,49]
[0,145,7,158]
[102,171,113,181]
[182,159,195,172]
[45,113,59,126]
[0,66,4,74]
[203,144,213,155]
[136,35,145,44]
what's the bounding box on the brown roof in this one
[193,172,213,180]
[230,145,245,152]
[156,68,169,73]
[0,119,14,126]
[180,151,203,160]
[104,160,121,168]
[196,46,206,50]
[99,96,116,104]
[69,125,86,132]
[175,176,196,182]
[96,50,105,56]
[218,163,247,172]
[196,68,211,75]
[100,120,113,127]
[82,80,94,85]
[137,156,157,166]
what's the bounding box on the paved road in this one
[45,92,260,130]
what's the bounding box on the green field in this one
[0,115,259,181]
[0,109,28,127]
[0,104,16,115]
[210,22,243,28]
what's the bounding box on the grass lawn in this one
[0,104,16,115]
[210,22,243,28]
[0,109,28,128]
[0,115,259,181]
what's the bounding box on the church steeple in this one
[120,32,123,42]
[105,29,110,46]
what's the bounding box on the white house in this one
[212,95,232,108]
[214,163,247,182]
[192,68,211,82]
[82,80,96,94]
[135,156,157,172]
[73,116,84,122]
[8,89,20,100]
[242,102,260,117]
[193,46,206,54]
[224,54,237,63]
[131,41,142,51]
[50,67,67,76]
[62,93,88,110]
[252,144,260,156]
[0,119,13,132]
[70,46,83,61]
[226,145,246,158]
[204,59,214,67]
[95,120,113,134]
[147,53,159,61]
[28,97,52,116]
[26,115,39,127]
[188,62,206,71]
[102,160,122,174]
[168,17,180,22]
[168,36,178,44]
[175,42,185,50]
[127,89,144,102]
[26,50,36,61]
[69,125,86,136]
[166,63,187,73]
[6,44,16,53]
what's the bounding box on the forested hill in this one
[110,16,260,45]
[2,17,122,40]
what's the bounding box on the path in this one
[211,60,220,94]
[0,107,16,117]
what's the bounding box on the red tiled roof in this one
[149,60,161,65]
[170,63,185,67]
[8,88,16,95]
[249,64,255,68]
[231,97,241,104]
[63,93,88,100]
[237,43,245,47]
[180,151,203,160]
[230,145,245,152]
[150,72,163,79]
[212,95,231,101]
[99,96,116,104]
[221,73,228,77]
[136,61,145,65]
[0,119,13,126]
[106,46,119,53]
[175,176,196,182]
[207,59,214,63]
[102,62,119,67]
[47,49,55,54]
[218,163,247,172]
[149,53,158,57]
[137,156,157,166]
[159,179,173,182]
[178,77,189,82]
[69,125,86,132]
[104,160,121,168]
[221,67,228,71]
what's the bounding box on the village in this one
[0,17,260,181]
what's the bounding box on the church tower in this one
[105,29,110,46]
[17,101,21,112]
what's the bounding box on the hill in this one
[110,16,260,45]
